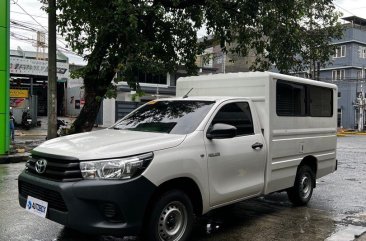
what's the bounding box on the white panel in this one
[102,98,116,127]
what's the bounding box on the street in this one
[0,135,365,241]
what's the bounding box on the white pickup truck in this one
[18,72,337,241]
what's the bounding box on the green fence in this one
[0,0,10,154]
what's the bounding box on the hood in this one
[33,129,186,160]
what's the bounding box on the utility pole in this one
[47,0,57,139]
[354,83,366,132]
[358,90,365,132]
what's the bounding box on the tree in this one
[42,0,342,133]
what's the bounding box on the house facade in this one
[280,16,366,129]
[320,16,366,82]
[321,16,366,129]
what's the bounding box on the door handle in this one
[252,142,263,150]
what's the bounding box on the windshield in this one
[113,100,215,134]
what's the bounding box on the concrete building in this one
[9,48,69,124]
[114,69,195,121]
[320,16,366,82]
[273,16,366,129]
[322,16,366,129]
[195,40,257,74]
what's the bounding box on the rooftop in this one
[342,16,366,27]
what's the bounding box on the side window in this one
[276,79,333,117]
[211,102,254,136]
[277,80,306,116]
[309,86,333,117]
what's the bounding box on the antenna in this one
[183,88,193,99]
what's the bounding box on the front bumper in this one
[18,171,156,236]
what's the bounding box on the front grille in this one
[26,155,82,182]
[19,181,68,212]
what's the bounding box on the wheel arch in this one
[144,177,203,222]
[299,155,318,187]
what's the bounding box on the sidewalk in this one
[0,116,104,164]
[0,116,74,164]
[357,232,366,241]
[0,131,46,164]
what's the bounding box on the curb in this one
[0,153,30,164]
[15,134,47,137]
[338,132,366,136]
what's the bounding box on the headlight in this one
[80,152,153,180]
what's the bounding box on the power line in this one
[10,24,37,32]
[11,20,79,56]
[11,0,47,32]
[333,2,357,16]
[349,6,366,10]
[10,36,36,46]
[10,10,48,19]
[10,32,37,44]
[11,19,45,29]
[10,20,39,32]
[11,19,69,38]
[10,1,84,58]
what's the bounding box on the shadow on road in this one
[54,193,335,241]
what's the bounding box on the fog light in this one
[102,203,124,223]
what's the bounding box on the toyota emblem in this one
[35,159,47,174]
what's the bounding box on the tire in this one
[143,190,194,241]
[287,165,315,206]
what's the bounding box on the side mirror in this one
[206,123,237,140]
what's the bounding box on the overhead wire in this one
[333,1,358,17]
[11,0,47,32]
[11,0,85,59]
[10,10,48,19]
[10,20,39,32]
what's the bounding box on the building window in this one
[359,46,366,58]
[138,72,167,85]
[357,70,363,79]
[332,69,345,80]
[333,45,346,58]
[201,47,214,68]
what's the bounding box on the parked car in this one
[18,72,337,241]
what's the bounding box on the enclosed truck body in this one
[177,72,338,195]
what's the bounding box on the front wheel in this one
[143,190,194,241]
[287,165,315,206]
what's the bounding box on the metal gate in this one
[115,101,143,121]
[95,102,103,126]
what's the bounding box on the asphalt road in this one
[0,135,365,241]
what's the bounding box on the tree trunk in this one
[69,88,106,133]
[69,59,117,134]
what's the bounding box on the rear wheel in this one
[287,165,315,206]
[144,190,194,241]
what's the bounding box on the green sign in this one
[0,0,10,154]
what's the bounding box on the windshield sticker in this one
[147,100,157,105]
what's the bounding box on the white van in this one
[18,72,337,241]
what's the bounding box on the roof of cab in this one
[153,96,253,102]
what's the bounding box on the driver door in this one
[204,101,266,207]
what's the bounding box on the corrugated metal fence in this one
[115,101,143,121]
